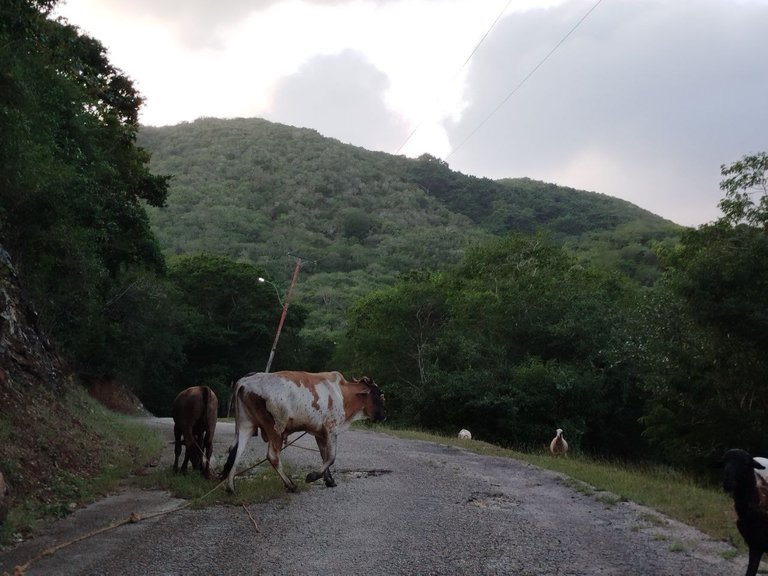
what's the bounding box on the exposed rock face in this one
[0,246,96,529]
[0,246,69,394]
[0,471,7,521]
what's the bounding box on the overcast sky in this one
[54,0,768,227]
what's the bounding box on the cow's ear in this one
[754,459,766,470]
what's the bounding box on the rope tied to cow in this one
[10,431,309,575]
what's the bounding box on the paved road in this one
[0,418,744,575]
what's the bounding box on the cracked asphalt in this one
[0,418,745,575]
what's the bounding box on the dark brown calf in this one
[172,385,218,478]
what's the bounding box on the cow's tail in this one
[220,382,241,480]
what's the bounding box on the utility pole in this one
[263,254,312,373]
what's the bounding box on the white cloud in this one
[54,0,768,226]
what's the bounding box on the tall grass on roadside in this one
[383,428,741,550]
[62,391,163,494]
[0,388,162,545]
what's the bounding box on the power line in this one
[394,0,513,155]
[446,0,605,161]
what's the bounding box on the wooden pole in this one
[264,257,302,373]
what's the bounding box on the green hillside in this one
[139,117,681,334]
[6,1,767,494]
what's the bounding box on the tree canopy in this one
[638,154,768,463]
[139,119,681,340]
[335,234,646,456]
[0,2,290,417]
[0,0,169,380]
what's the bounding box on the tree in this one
[718,152,768,229]
[334,270,449,424]
[157,254,307,416]
[337,234,646,456]
[0,0,170,385]
[640,154,768,464]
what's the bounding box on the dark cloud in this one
[444,0,768,225]
[266,50,409,152]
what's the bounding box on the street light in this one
[258,277,283,306]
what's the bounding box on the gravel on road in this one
[0,418,744,576]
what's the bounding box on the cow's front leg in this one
[306,431,337,487]
[323,432,338,487]
[267,434,297,492]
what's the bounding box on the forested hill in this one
[138,117,680,333]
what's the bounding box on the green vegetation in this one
[135,253,307,414]
[336,233,646,455]
[138,119,681,340]
[0,388,162,543]
[137,468,292,508]
[1,0,170,391]
[2,0,768,552]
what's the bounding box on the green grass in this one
[382,427,742,550]
[63,395,163,495]
[135,417,304,505]
[0,389,163,544]
[135,465,295,506]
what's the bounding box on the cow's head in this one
[717,448,763,494]
[356,376,386,422]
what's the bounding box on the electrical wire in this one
[446,0,605,161]
[394,0,513,155]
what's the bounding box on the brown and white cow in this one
[172,385,218,479]
[549,428,569,457]
[221,370,385,493]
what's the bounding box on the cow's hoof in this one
[306,471,321,483]
[286,484,299,493]
[324,478,337,488]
